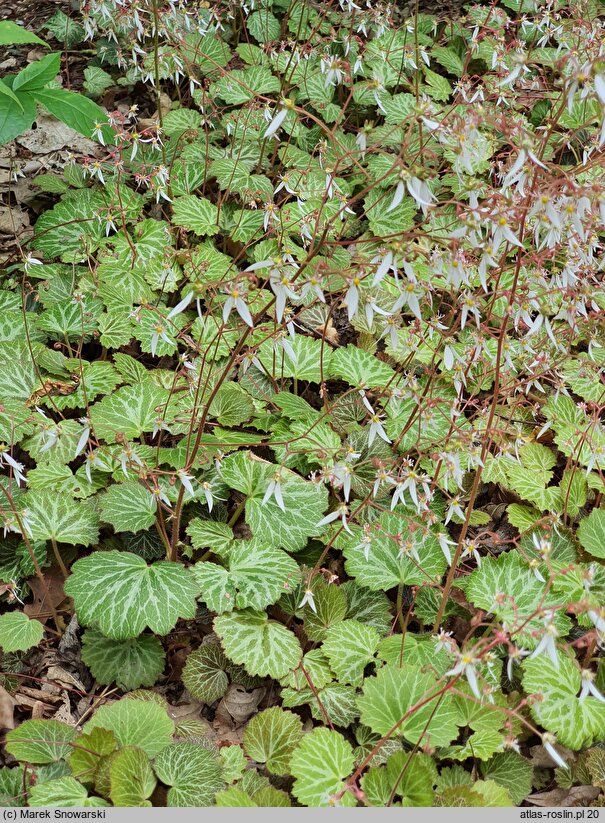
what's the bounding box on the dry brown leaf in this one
[528,787,600,807]
[24,567,66,624]
[0,684,16,730]
[214,684,265,729]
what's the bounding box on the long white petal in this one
[166,292,193,319]
[387,181,405,213]
[264,107,288,139]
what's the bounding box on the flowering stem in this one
[50,537,69,580]
[228,497,247,528]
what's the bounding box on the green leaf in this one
[193,542,299,614]
[5,720,77,764]
[0,21,48,46]
[456,551,570,650]
[153,743,224,807]
[0,79,24,111]
[0,611,43,653]
[0,767,27,807]
[64,551,199,640]
[83,66,113,98]
[357,663,459,747]
[422,67,452,100]
[214,609,302,679]
[290,728,355,807]
[363,187,417,237]
[181,645,231,704]
[220,745,247,784]
[322,620,380,686]
[361,751,436,807]
[187,519,234,555]
[220,451,329,550]
[243,708,303,776]
[480,751,533,805]
[28,777,108,807]
[13,53,60,92]
[0,89,36,144]
[69,728,118,786]
[257,335,332,383]
[99,482,157,534]
[329,344,396,389]
[83,699,174,758]
[431,46,465,76]
[247,9,280,42]
[523,652,605,749]
[209,382,255,426]
[81,630,165,691]
[25,491,99,546]
[33,189,105,261]
[44,10,84,47]
[90,383,168,443]
[577,508,605,559]
[32,88,113,143]
[172,195,219,236]
[343,512,447,590]
[303,585,348,642]
[109,747,156,807]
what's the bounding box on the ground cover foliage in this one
[0,0,605,808]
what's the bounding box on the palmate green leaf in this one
[5,720,77,764]
[303,585,348,641]
[69,728,118,786]
[50,361,121,411]
[284,682,359,729]
[99,482,157,534]
[90,383,168,443]
[342,512,447,590]
[208,382,255,426]
[83,699,174,758]
[182,645,231,704]
[81,630,165,691]
[456,551,571,650]
[522,652,605,749]
[220,451,329,550]
[171,195,219,236]
[0,399,35,444]
[210,66,280,104]
[361,752,436,807]
[322,620,380,686]
[329,344,396,389]
[33,189,105,261]
[0,611,44,653]
[193,542,299,614]
[0,767,27,807]
[363,187,417,238]
[357,663,459,748]
[243,708,303,776]
[0,341,37,402]
[186,519,234,555]
[290,728,356,807]
[480,751,533,805]
[64,551,199,640]
[154,743,224,807]
[220,745,247,784]
[247,9,280,42]
[256,336,333,383]
[342,581,392,634]
[214,609,302,679]
[83,66,113,97]
[28,777,109,807]
[440,729,505,762]
[109,747,156,807]
[577,508,605,559]
[25,491,99,546]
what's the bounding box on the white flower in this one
[368,413,391,446]
[506,646,529,682]
[0,446,26,486]
[353,524,373,561]
[92,120,108,145]
[579,669,605,703]
[434,628,455,654]
[23,252,43,274]
[84,452,108,484]
[263,100,293,139]
[446,651,482,700]
[298,588,317,613]
[444,496,465,525]
[152,485,172,508]
[317,503,353,535]
[460,539,481,567]
[177,469,195,497]
[542,734,568,770]
[529,611,560,668]
[437,531,455,566]
[150,322,172,357]
[263,471,286,512]
[223,284,254,327]
[119,446,144,477]
[74,419,91,458]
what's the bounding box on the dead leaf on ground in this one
[17,113,98,156]
[24,566,66,624]
[0,684,16,731]
[528,787,601,807]
[214,684,265,730]
[0,205,29,236]
[529,742,575,769]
